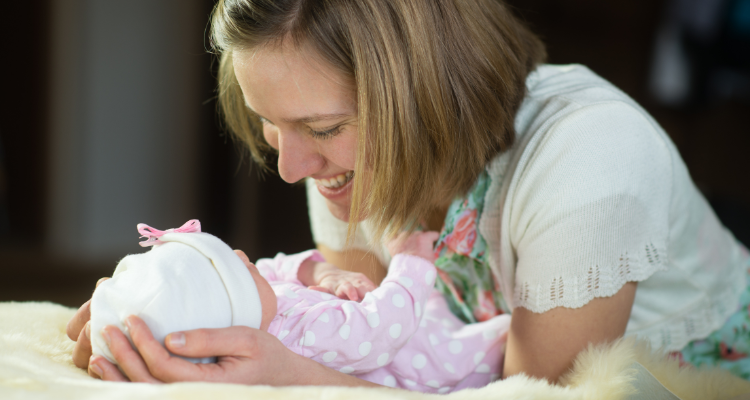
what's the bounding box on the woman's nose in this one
[275,129,323,183]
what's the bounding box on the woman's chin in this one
[325,200,352,222]
[325,199,370,223]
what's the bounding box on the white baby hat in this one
[90,220,262,364]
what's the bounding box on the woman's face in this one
[233,43,358,222]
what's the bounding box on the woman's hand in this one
[89,315,382,388]
[88,315,295,384]
[298,260,376,302]
[67,277,109,370]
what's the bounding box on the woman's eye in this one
[310,125,343,140]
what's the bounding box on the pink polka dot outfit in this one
[257,250,510,393]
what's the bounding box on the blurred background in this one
[1,0,748,308]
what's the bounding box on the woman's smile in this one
[314,171,354,202]
[232,42,360,221]
[315,171,354,190]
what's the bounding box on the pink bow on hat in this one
[137,219,201,247]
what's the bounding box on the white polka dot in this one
[420,319,427,328]
[359,342,372,356]
[442,328,451,338]
[425,269,435,284]
[317,313,330,323]
[340,366,354,374]
[362,293,374,304]
[438,387,450,394]
[284,288,299,298]
[389,323,402,339]
[429,334,439,346]
[415,302,422,318]
[367,312,380,327]
[405,379,417,387]
[322,351,337,362]
[377,353,389,366]
[473,351,486,365]
[383,375,396,387]
[490,373,500,382]
[441,318,454,328]
[278,330,289,340]
[476,364,491,373]
[398,276,413,287]
[282,260,295,272]
[299,337,304,346]
[426,380,439,388]
[339,325,351,340]
[412,354,427,369]
[304,331,316,346]
[448,340,463,354]
[392,294,405,308]
[327,300,339,306]
[342,303,355,315]
[320,292,334,300]
[283,308,295,316]
[444,362,455,373]
[482,329,497,340]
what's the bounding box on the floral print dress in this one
[433,171,750,379]
[432,171,509,323]
[674,246,750,379]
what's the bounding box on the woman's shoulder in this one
[514,64,653,138]
[487,64,674,204]
[497,64,676,229]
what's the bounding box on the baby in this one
[90,220,510,393]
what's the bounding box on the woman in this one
[67,0,750,386]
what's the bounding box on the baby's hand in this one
[386,231,440,262]
[300,260,376,302]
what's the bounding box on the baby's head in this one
[234,249,277,331]
[90,220,276,364]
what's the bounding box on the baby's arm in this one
[253,250,325,284]
[294,253,438,375]
[254,250,375,301]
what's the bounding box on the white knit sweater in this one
[307,64,750,351]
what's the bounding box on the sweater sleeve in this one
[509,102,673,312]
[285,254,437,374]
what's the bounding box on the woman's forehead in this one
[233,45,356,120]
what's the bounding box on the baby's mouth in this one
[315,171,354,189]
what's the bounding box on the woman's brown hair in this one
[211,0,546,241]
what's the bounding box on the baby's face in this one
[236,251,277,331]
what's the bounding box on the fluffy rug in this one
[1,302,749,400]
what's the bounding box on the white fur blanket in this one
[1,302,749,400]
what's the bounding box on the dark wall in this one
[0,1,50,245]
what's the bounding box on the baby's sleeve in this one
[288,254,437,374]
[254,250,325,284]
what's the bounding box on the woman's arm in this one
[317,244,387,286]
[502,282,637,383]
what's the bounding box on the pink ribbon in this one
[137,219,201,247]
